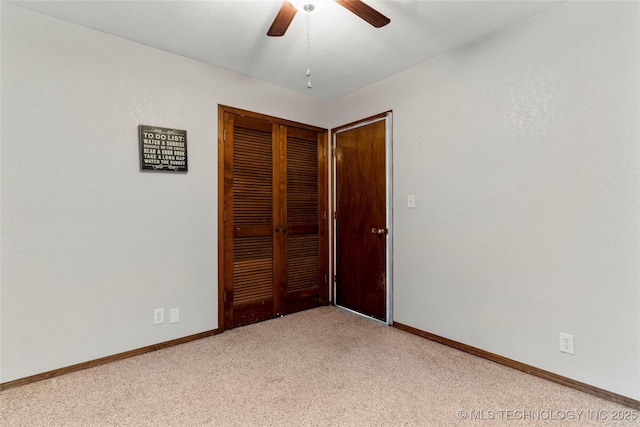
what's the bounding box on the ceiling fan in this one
[267,0,390,37]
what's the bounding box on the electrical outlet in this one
[170,308,179,324]
[559,333,574,354]
[154,308,164,325]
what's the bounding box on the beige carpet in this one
[1,306,635,426]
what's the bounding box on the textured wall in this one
[1,3,328,383]
[331,1,639,399]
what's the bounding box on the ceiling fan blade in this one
[336,0,390,28]
[267,1,298,36]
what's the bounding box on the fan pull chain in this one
[305,4,314,89]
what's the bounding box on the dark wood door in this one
[220,107,328,329]
[223,114,277,327]
[335,117,387,321]
[281,126,327,315]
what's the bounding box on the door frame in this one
[331,111,393,324]
[217,105,329,332]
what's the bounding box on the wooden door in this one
[219,106,328,329]
[334,116,388,322]
[222,114,276,327]
[281,126,327,315]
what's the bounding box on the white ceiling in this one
[10,0,565,100]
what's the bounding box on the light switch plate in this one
[170,308,179,324]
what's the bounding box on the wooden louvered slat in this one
[287,136,318,225]
[233,127,273,226]
[233,237,274,305]
[286,234,319,294]
[233,235,273,261]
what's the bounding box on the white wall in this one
[331,1,639,400]
[0,3,328,383]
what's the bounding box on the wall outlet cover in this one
[559,332,575,355]
[154,308,164,325]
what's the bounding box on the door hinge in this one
[223,129,227,142]
[323,210,327,221]
[223,290,227,303]
[334,275,338,283]
[223,210,227,222]
[323,147,326,157]
[324,273,327,283]
[333,211,337,221]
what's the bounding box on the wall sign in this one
[139,125,188,172]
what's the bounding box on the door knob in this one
[371,228,386,235]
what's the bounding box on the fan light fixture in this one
[289,0,321,12]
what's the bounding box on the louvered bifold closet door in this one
[221,106,328,329]
[225,114,279,327]
[281,127,323,314]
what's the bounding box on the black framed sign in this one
[139,125,188,172]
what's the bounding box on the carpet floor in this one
[1,306,636,426]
